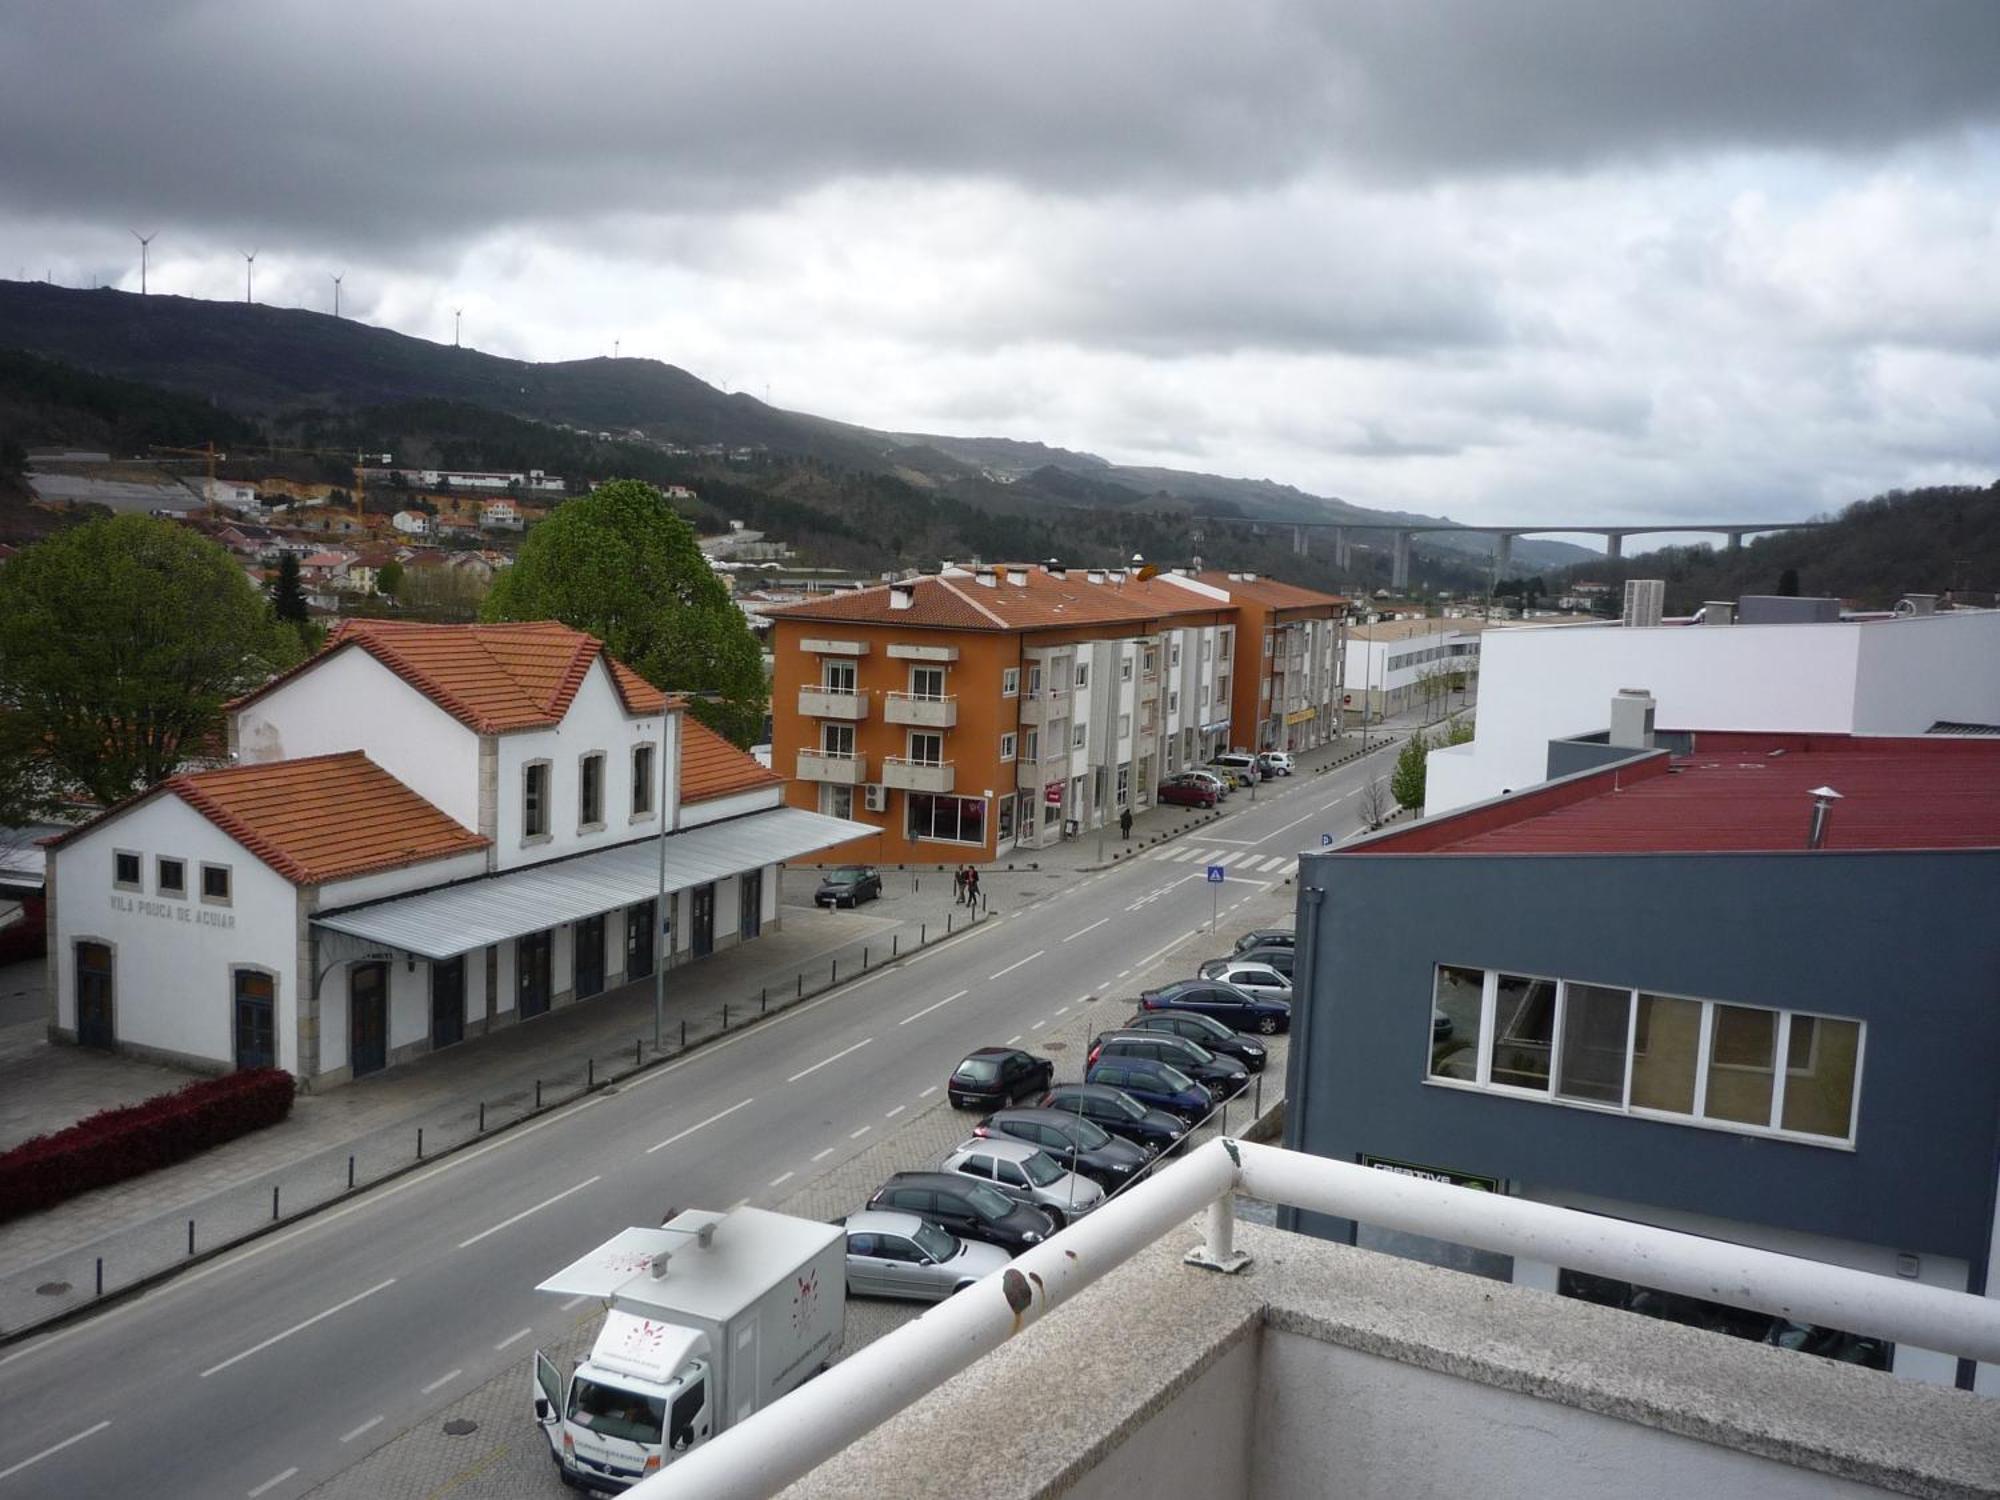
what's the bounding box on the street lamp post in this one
[654,710,672,1051]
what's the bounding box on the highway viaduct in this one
[1192,517,1831,589]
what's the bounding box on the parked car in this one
[1121,1010,1267,1072]
[1088,1029,1250,1099]
[1156,774,1218,809]
[1257,751,1295,777]
[939,1137,1105,1225]
[1082,1056,1214,1122]
[1182,769,1230,799]
[1141,978,1292,1035]
[1038,1084,1189,1152]
[974,1107,1154,1188]
[1197,957,1292,1003]
[865,1172,1056,1254]
[814,866,883,908]
[948,1047,1055,1109]
[1210,750,1264,782]
[842,1209,1011,1301]
[1206,762,1256,790]
[1234,944,1293,980]
[1232,927,1294,955]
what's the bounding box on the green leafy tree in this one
[271,551,309,622]
[1390,729,1430,811]
[0,515,303,805]
[1777,567,1800,597]
[376,558,404,598]
[482,478,767,744]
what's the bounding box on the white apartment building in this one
[1344,619,1484,725]
[45,620,865,1085]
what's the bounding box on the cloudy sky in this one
[4,1,1998,533]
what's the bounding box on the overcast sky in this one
[3,1,1998,532]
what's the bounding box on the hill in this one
[0,279,1587,574]
[1566,483,2000,612]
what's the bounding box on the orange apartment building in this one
[768,563,1346,865]
[1191,571,1350,754]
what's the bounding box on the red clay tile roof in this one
[1195,571,1346,611]
[50,751,489,885]
[230,620,672,733]
[767,567,1239,633]
[679,719,783,803]
[1372,735,2000,855]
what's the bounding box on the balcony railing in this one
[883,692,957,728]
[881,757,954,793]
[797,685,868,720]
[794,749,867,785]
[1014,751,1068,791]
[1017,688,1070,726]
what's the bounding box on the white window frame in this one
[199,862,232,907]
[1072,722,1087,750]
[113,848,143,892]
[821,722,857,757]
[1120,658,1133,682]
[1001,667,1020,698]
[908,665,946,701]
[907,730,944,766]
[819,783,854,819]
[631,742,657,820]
[999,732,1017,762]
[822,658,857,694]
[156,854,187,898]
[578,751,607,832]
[1074,662,1089,689]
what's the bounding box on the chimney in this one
[974,566,997,588]
[889,583,914,611]
[1087,568,1104,585]
[1006,567,1028,587]
[1608,688,1655,750]
[1898,593,1938,617]
[1806,785,1842,849]
[1702,601,1735,627]
[1046,564,1068,581]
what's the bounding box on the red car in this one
[1156,774,1218,809]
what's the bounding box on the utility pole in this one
[132,230,156,294]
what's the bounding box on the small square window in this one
[114,850,142,890]
[1002,667,1019,698]
[1074,663,1089,689]
[1072,722,1087,749]
[201,863,232,904]
[999,732,1017,762]
[1120,658,1133,681]
[157,856,187,897]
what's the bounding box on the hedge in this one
[0,1067,296,1222]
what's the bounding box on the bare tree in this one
[1356,776,1389,831]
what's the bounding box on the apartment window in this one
[997,797,1016,841]
[523,760,551,839]
[1002,667,1020,698]
[1168,690,1179,714]
[1116,763,1130,805]
[1219,629,1234,658]
[1072,722,1087,749]
[1170,643,1181,668]
[1023,728,1040,762]
[999,732,1017,762]
[1117,713,1131,738]
[821,723,856,757]
[113,850,142,890]
[910,665,946,700]
[1202,637,1212,660]
[578,752,606,829]
[157,856,187,897]
[1120,658,1133,682]
[1142,648,1157,674]
[908,731,943,765]
[907,793,985,845]
[1028,664,1043,696]
[632,743,656,817]
[200,863,232,905]
[1074,662,1089,689]
[822,658,857,693]
[819,784,854,819]
[1428,967,1862,1145]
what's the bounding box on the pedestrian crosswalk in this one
[1147,844,1298,878]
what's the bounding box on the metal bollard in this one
[588,1058,595,1090]
[535,1080,542,1109]
[272,1185,280,1221]
[863,946,869,970]
[348,1154,355,1189]
[417,1127,424,1159]
[723,1002,730,1029]
[892,934,899,957]
[96,1257,103,1298]
[921,923,927,946]
[1254,1073,1263,1118]
[947,912,953,934]
[830,959,837,984]
[479,1101,486,1133]
[681,1018,687,1048]
[761,986,768,1014]
[796,974,803,999]
[636,1037,643,1066]
[187,1219,194,1256]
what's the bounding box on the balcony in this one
[881,757,954,793]
[795,749,867,785]
[1015,752,1068,792]
[883,692,957,728]
[1018,688,1071,726]
[797,685,868,720]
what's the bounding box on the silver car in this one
[842,1210,1011,1301]
[1198,957,1292,1002]
[939,1137,1105,1225]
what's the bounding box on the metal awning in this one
[311,807,875,961]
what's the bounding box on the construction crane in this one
[150,443,224,517]
[240,442,396,522]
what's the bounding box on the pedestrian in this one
[1119,806,1133,841]
[968,867,981,910]
[952,865,967,906]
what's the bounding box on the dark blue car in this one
[1084,1057,1213,1122]
[1141,979,1291,1036]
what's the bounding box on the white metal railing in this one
[639,1137,2000,1500]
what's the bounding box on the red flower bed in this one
[0,1067,295,1222]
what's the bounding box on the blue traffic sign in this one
[1320,832,1334,847]
[1206,865,1226,883]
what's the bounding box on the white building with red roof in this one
[44,621,866,1085]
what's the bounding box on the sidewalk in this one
[0,721,1400,1342]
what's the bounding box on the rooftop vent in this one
[1046,564,1068,581]
[889,583,914,611]
[974,567,997,588]
[1609,688,1656,750]
[1807,785,1842,849]
[1896,593,1939,617]
[1006,567,1028,587]
[1087,569,1105,585]
[1701,600,1736,627]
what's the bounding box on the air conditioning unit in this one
[863,783,889,813]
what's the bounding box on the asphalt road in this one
[0,745,1397,1499]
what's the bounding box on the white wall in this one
[51,796,301,1072]
[1851,613,2000,734]
[233,646,483,832]
[496,660,668,868]
[679,785,783,829]
[316,848,492,909]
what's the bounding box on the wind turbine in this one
[331,272,343,318]
[453,307,463,347]
[131,230,157,294]
[243,249,258,305]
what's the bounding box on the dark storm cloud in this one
[2,1,1995,249]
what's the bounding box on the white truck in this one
[532,1207,847,1494]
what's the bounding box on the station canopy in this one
[312,807,872,961]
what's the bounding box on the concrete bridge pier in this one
[1726,529,1744,552]
[1331,526,1351,571]
[1391,531,1412,590]
[1606,533,1623,561]
[1292,524,1308,557]
[1494,532,1514,575]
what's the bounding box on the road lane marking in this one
[645,1097,757,1154]
[918,1085,939,1099]
[885,1105,906,1119]
[768,1171,795,1188]
[340,1415,385,1443]
[0,1420,111,1482]
[1005,1034,1022,1045]
[458,1175,602,1248]
[201,1278,398,1377]
[988,950,1045,981]
[785,1037,872,1083]
[849,1125,871,1140]
[1116,969,1131,979]
[421,1369,463,1395]
[811,1147,836,1162]
[1206,837,1261,844]
[899,989,968,1025]
[1055,1005,1072,1016]
[1029,1018,1045,1029]
[494,1329,533,1352]
[247,1467,298,1497]
[1062,919,1109,942]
